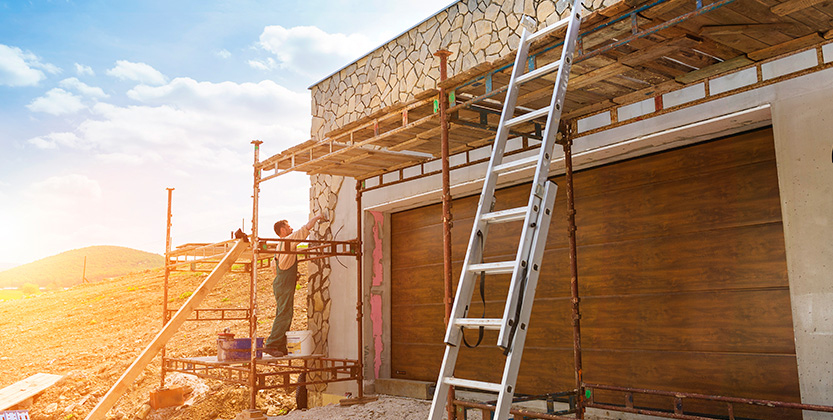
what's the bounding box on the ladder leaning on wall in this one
[428,1,584,419]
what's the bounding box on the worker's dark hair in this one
[274,220,290,236]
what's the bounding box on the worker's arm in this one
[276,215,326,270]
[304,214,325,231]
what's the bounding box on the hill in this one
[0,246,164,289]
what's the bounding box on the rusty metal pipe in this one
[434,48,455,420]
[355,180,365,399]
[161,187,174,388]
[453,400,576,420]
[562,128,584,419]
[250,140,263,409]
[585,383,833,413]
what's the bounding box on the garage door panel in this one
[566,161,782,247]
[391,288,796,354]
[570,128,777,200]
[584,349,801,413]
[572,222,788,297]
[579,288,797,353]
[390,127,800,417]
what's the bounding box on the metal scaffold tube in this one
[561,125,583,419]
[250,140,263,409]
[161,187,174,388]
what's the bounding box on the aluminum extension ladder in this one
[428,2,584,419]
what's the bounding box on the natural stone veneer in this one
[306,173,343,403]
[310,0,612,141]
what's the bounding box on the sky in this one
[0,0,455,269]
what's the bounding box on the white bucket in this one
[286,330,313,356]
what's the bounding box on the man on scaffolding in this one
[264,214,325,357]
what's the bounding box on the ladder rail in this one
[497,0,584,349]
[494,181,559,419]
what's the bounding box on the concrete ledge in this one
[374,378,433,400]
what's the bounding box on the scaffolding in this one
[255,0,833,419]
[156,182,367,412]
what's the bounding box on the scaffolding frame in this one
[157,183,366,412]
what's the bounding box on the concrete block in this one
[662,83,706,108]
[617,98,655,122]
[762,49,817,80]
[824,42,833,64]
[375,378,433,400]
[709,67,757,95]
[578,111,611,133]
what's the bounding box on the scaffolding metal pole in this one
[434,48,457,420]
[357,182,366,399]
[562,126,584,419]
[161,187,174,388]
[250,140,263,409]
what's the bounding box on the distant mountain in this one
[0,246,164,288]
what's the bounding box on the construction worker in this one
[264,214,324,357]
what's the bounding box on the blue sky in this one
[0,0,454,269]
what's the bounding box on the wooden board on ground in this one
[0,373,63,411]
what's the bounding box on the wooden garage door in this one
[390,127,801,419]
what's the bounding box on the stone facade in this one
[306,173,343,403]
[310,0,613,141]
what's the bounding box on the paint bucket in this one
[217,336,264,361]
[285,330,313,356]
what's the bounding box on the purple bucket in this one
[217,337,264,361]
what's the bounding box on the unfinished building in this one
[116,0,833,419]
[254,0,833,418]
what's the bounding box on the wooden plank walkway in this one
[0,373,63,410]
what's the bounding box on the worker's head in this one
[274,220,292,237]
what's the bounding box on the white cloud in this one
[255,25,376,77]
[106,60,168,85]
[74,63,94,76]
[29,77,309,169]
[59,77,108,98]
[30,174,102,203]
[0,44,60,87]
[248,58,277,71]
[216,49,231,59]
[27,132,90,150]
[26,88,86,115]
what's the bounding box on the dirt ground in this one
[0,261,309,420]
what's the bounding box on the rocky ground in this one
[0,261,307,420]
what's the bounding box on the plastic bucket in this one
[217,337,263,361]
[285,330,313,356]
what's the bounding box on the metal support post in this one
[356,181,365,400]
[434,48,456,420]
[561,126,584,419]
[250,140,263,409]
[161,187,174,388]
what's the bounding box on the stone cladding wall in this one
[310,0,613,141]
[306,173,343,402]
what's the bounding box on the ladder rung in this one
[515,59,562,86]
[468,261,515,274]
[505,106,550,128]
[527,15,572,44]
[444,377,503,393]
[493,155,539,175]
[455,318,503,330]
[481,207,527,224]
